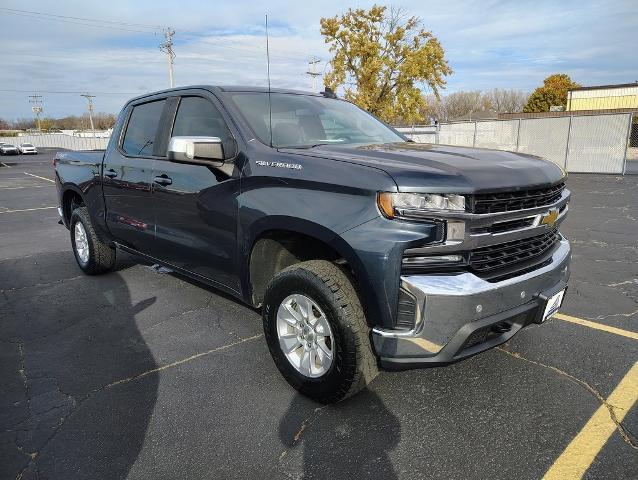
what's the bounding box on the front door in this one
[150,95,241,292]
[102,98,167,251]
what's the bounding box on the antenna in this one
[265,14,273,147]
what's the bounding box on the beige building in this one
[566,82,638,111]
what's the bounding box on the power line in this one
[0,10,156,34]
[0,8,322,65]
[0,7,165,30]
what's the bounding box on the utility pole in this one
[28,94,43,132]
[159,28,176,88]
[80,94,96,137]
[306,57,321,92]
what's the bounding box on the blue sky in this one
[1,0,637,120]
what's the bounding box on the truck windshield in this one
[229,92,404,148]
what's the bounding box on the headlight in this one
[377,192,465,219]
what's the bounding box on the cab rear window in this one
[122,100,166,156]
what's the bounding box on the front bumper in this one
[372,236,571,370]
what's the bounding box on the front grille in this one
[469,228,559,274]
[468,183,565,214]
[474,216,536,234]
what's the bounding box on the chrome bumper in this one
[372,236,571,369]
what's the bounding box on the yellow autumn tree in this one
[320,5,452,124]
[523,74,581,112]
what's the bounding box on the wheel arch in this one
[242,216,368,312]
[61,185,86,227]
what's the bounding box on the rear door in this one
[149,93,242,292]
[102,98,167,251]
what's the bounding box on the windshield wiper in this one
[278,143,335,149]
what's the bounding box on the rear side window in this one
[172,96,236,158]
[122,100,166,156]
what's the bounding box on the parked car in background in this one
[18,143,38,155]
[0,143,20,155]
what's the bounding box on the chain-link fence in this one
[439,122,475,147]
[0,134,109,150]
[404,113,633,174]
[626,114,638,174]
[394,126,437,143]
[474,120,519,151]
[518,117,570,167]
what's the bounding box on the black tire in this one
[70,206,116,275]
[263,260,378,403]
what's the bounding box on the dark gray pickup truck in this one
[54,86,570,403]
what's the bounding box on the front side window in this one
[122,100,166,156]
[172,96,236,158]
[229,92,404,148]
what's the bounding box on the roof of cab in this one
[126,85,323,104]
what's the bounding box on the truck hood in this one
[283,142,565,193]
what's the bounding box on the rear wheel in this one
[70,206,116,274]
[263,260,378,403]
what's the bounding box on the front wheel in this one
[70,206,116,274]
[262,260,378,403]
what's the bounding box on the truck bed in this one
[55,150,105,166]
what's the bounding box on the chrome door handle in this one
[153,175,172,186]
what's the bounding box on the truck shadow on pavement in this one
[0,258,158,480]
[279,389,401,479]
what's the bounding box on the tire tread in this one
[264,260,378,403]
[71,206,115,275]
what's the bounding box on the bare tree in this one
[423,91,493,122]
[484,88,529,113]
[10,118,36,130]
[421,88,529,123]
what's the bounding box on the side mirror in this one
[167,136,224,165]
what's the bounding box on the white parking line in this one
[23,172,55,183]
[0,162,12,168]
[0,185,54,190]
[0,206,57,214]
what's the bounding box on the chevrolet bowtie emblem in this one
[540,208,559,227]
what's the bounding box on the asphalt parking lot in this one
[1,149,636,480]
